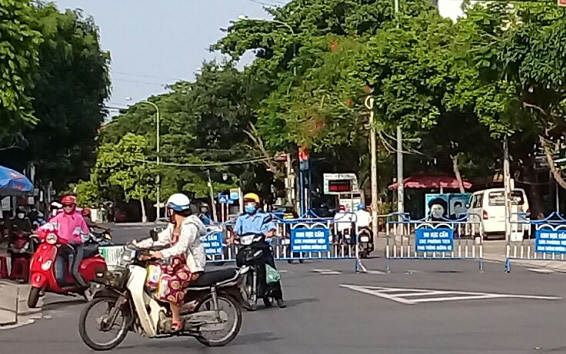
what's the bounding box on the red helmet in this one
[81,208,91,217]
[61,195,77,205]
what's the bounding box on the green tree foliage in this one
[0,0,42,139]
[25,4,110,189]
[93,134,154,222]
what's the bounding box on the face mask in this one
[245,204,257,214]
[17,213,25,219]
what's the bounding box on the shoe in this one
[276,299,287,308]
[83,288,94,302]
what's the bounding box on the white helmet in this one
[166,193,191,212]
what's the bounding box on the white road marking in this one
[364,270,385,275]
[528,268,555,274]
[312,269,342,275]
[340,284,562,305]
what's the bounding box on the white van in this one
[468,188,529,239]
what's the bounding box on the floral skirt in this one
[157,256,192,306]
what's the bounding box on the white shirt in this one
[355,210,371,228]
[334,212,355,232]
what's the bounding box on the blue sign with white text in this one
[535,229,566,253]
[291,227,330,252]
[415,228,454,252]
[200,231,223,255]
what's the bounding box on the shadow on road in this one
[284,297,319,308]
[230,331,282,346]
[42,298,86,310]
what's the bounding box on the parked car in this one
[468,188,529,240]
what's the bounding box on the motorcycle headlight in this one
[41,260,53,271]
[46,233,58,245]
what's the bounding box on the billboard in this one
[425,193,471,220]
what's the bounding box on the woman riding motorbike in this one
[133,193,207,331]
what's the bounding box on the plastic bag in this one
[146,264,161,291]
[157,274,172,299]
[266,264,281,284]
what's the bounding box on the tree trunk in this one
[140,196,148,223]
[522,154,544,218]
[540,135,566,190]
[450,154,466,193]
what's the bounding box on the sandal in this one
[171,320,184,332]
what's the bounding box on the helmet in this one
[61,195,77,205]
[243,193,260,203]
[81,208,91,217]
[358,204,366,211]
[166,193,191,212]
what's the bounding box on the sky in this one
[53,0,462,114]
[53,0,287,113]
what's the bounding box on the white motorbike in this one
[78,240,246,351]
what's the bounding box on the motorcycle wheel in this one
[79,297,130,351]
[196,294,242,347]
[241,272,257,311]
[27,287,41,309]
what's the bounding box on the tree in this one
[93,134,154,222]
[23,4,110,190]
[0,0,42,141]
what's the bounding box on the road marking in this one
[340,284,562,305]
[312,269,342,275]
[528,268,555,274]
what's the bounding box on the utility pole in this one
[365,96,379,242]
[503,138,511,242]
[397,126,404,214]
[394,0,403,216]
[206,170,218,222]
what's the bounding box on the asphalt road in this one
[2,255,566,354]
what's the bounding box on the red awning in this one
[388,175,472,190]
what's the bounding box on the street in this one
[2,253,566,353]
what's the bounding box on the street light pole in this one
[141,100,161,222]
[238,15,299,208]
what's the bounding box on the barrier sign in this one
[415,228,454,252]
[291,227,330,252]
[201,232,223,255]
[535,229,566,253]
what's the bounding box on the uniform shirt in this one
[334,211,355,232]
[234,212,276,236]
[355,210,371,228]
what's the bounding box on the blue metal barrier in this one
[506,212,566,272]
[202,212,367,271]
[385,212,484,272]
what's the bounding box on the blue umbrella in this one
[0,166,33,195]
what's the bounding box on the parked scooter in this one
[234,233,280,310]
[28,226,108,308]
[357,227,374,258]
[7,230,34,281]
[78,234,245,351]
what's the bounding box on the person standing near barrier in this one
[334,205,354,244]
[231,192,286,308]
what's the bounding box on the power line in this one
[134,156,273,167]
[113,71,189,82]
[246,0,279,7]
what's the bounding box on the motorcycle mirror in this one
[150,229,159,241]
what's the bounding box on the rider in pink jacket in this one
[49,195,90,288]
[50,196,89,244]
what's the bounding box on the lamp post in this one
[238,15,301,210]
[126,97,161,222]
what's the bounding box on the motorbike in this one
[90,227,114,246]
[28,227,108,308]
[8,230,34,282]
[234,233,279,311]
[357,227,374,258]
[78,235,245,351]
